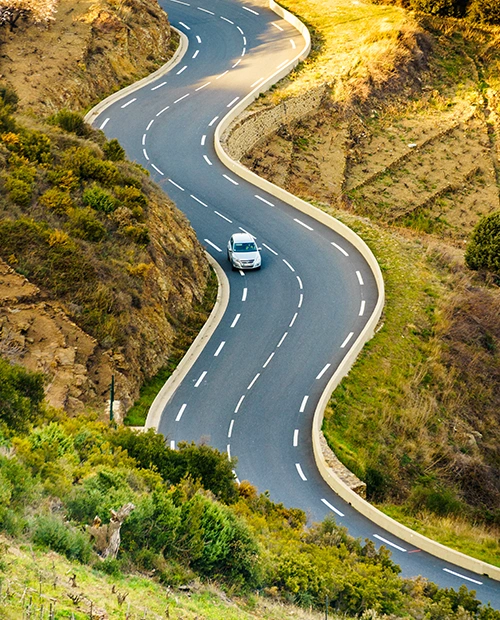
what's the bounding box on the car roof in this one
[231,232,255,243]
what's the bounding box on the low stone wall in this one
[222,84,329,161]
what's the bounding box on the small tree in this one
[0,0,58,31]
[467,0,500,24]
[465,211,500,277]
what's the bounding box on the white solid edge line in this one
[321,498,345,517]
[373,534,407,553]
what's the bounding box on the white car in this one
[227,232,262,270]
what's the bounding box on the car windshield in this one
[234,242,257,252]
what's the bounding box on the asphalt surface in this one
[90,0,500,606]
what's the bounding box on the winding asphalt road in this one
[90,0,500,606]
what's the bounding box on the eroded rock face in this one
[0,259,123,412]
[1,0,174,113]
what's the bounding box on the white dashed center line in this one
[197,6,214,14]
[237,26,244,34]
[142,134,146,146]
[277,332,288,347]
[228,419,234,438]
[191,194,208,207]
[151,164,164,176]
[262,243,277,255]
[174,93,190,103]
[242,288,247,302]
[298,294,303,309]
[196,35,202,43]
[295,463,307,481]
[151,81,167,90]
[227,444,231,459]
[121,98,136,108]
[316,364,331,380]
[216,70,229,80]
[442,569,483,585]
[227,97,240,108]
[156,105,170,116]
[201,134,206,146]
[359,300,366,316]
[209,115,219,126]
[170,440,176,449]
[294,218,313,231]
[178,21,190,30]
[283,259,295,272]
[168,179,184,191]
[99,118,110,129]
[255,195,274,206]
[231,314,241,328]
[142,149,149,161]
[373,534,407,553]
[341,332,354,348]
[194,371,207,387]
[293,429,299,447]
[289,312,298,328]
[214,341,225,357]
[175,403,187,422]
[251,77,264,87]
[299,395,309,413]
[196,82,211,91]
[221,16,234,23]
[214,210,232,223]
[263,352,275,368]
[192,50,199,59]
[232,59,241,68]
[272,21,284,31]
[203,155,213,166]
[223,174,239,185]
[356,270,364,285]
[247,373,260,390]
[243,6,259,14]
[321,498,345,517]
[204,239,222,252]
[146,119,154,130]
[234,395,245,413]
[290,39,296,49]
[296,276,303,289]
[332,241,349,256]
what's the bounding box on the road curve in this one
[88,0,500,606]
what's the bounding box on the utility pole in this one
[109,374,115,422]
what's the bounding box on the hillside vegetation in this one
[239,0,500,562]
[1,394,499,619]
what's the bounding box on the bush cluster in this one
[381,0,500,23]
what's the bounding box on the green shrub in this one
[63,147,119,185]
[82,185,117,213]
[409,484,462,516]
[122,224,150,245]
[4,176,32,206]
[50,109,90,137]
[465,211,500,276]
[67,207,107,242]
[0,358,45,433]
[46,166,80,191]
[103,138,125,161]
[31,514,92,563]
[467,0,500,23]
[39,187,73,214]
[114,184,147,209]
[0,83,19,110]
[409,0,465,16]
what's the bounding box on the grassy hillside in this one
[239,0,500,563]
